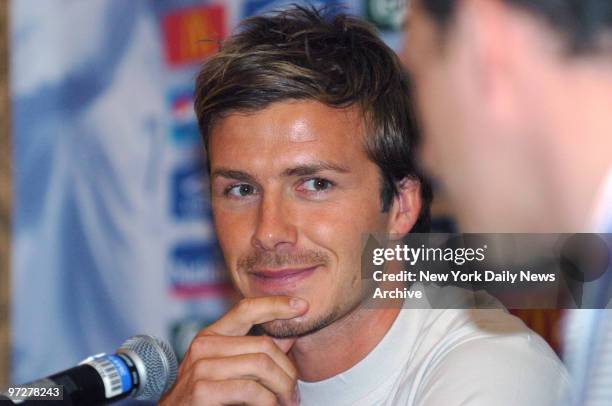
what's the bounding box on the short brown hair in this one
[194,5,432,232]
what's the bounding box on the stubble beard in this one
[260,293,363,338]
[260,307,341,338]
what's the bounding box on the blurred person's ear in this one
[457,0,536,134]
[388,178,421,236]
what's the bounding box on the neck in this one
[289,298,401,382]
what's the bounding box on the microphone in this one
[2,335,178,405]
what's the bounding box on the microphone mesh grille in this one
[119,335,178,401]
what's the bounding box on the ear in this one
[460,0,522,123]
[388,178,422,236]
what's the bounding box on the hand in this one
[159,296,308,406]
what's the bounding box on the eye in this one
[302,178,334,192]
[225,183,256,197]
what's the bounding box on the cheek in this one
[299,216,368,309]
[211,205,255,271]
[300,198,388,277]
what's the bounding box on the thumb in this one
[272,337,297,353]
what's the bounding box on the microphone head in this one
[118,335,178,401]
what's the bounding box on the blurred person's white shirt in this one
[563,166,612,405]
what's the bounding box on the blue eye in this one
[302,178,333,192]
[226,184,256,197]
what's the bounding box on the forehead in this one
[208,100,371,174]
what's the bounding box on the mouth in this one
[248,265,320,292]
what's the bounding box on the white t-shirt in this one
[298,306,568,405]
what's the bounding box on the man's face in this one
[209,100,393,337]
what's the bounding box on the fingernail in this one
[290,297,307,310]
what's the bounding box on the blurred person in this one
[159,6,567,406]
[403,0,612,404]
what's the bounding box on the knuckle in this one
[189,336,209,354]
[241,380,261,397]
[256,335,275,352]
[285,362,298,381]
[192,358,211,378]
[252,352,274,371]
[279,375,296,395]
[188,335,226,360]
[258,390,277,406]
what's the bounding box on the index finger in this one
[202,296,308,336]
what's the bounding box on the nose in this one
[251,191,298,252]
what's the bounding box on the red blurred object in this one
[162,5,226,67]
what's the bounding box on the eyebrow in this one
[282,161,350,177]
[212,161,350,182]
[211,169,258,184]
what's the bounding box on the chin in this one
[261,319,308,338]
[261,309,338,338]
